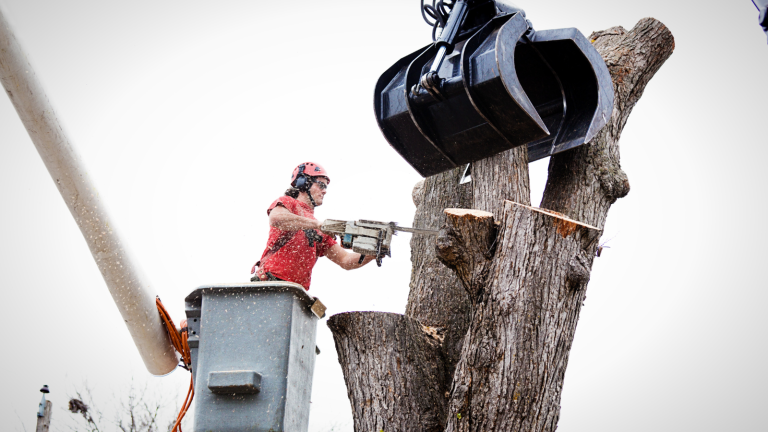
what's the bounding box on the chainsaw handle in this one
[375,229,384,267]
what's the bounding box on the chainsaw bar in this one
[392,226,438,236]
[320,219,438,267]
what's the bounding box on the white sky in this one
[1,0,766,431]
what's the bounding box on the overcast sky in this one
[1,0,766,431]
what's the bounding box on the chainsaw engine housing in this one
[322,220,395,267]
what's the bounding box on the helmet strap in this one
[305,177,317,208]
[307,190,317,208]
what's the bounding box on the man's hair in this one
[284,187,300,198]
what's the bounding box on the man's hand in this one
[316,220,338,239]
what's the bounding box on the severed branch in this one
[435,209,497,303]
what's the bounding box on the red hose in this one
[156,298,194,432]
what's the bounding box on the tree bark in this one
[443,202,600,432]
[406,144,532,381]
[407,168,475,381]
[329,17,674,432]
[328,312,447,432]
[471,146,530,218]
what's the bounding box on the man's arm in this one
[325,243,376,270]
[269,205,322,231]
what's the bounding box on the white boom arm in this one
[0,7,178,375]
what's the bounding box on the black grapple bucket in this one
[374,12,614,177]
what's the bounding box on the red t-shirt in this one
[257,196,336,290]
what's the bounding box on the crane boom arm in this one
[0,6,178,375]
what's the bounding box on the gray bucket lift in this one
[185,282,324,432]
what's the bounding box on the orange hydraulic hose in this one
[156,297,194,432]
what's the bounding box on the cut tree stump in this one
[328,312,448,432]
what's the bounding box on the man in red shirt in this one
[251,162,375,290]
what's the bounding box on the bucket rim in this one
[185,282,314,307]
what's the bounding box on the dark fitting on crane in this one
[753,0,768,43]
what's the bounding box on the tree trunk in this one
[330,17,674,432]
[407,140,532,382]
[328,312,447,432]
[442,203,600,432]
[406,167,474,384]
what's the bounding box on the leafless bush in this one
[64,381,184,432]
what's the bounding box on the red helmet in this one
[290,162,330,188]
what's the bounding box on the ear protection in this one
[292,164,313,192]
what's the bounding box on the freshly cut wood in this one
[328,312,447,432]
[441,209,495,218]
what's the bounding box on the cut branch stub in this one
[435,209,496,302]
[444,201,600,432]
[327,312,448,432]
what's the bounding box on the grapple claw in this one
[375,9,614,177]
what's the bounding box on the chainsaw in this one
[320,220,437,267]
